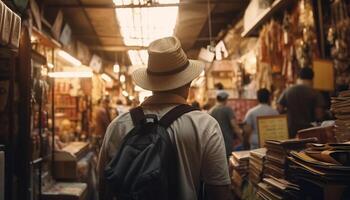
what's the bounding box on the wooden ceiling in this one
[42,0,249,63]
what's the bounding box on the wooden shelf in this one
[241,0,294,37]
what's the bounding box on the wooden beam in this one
[46,1,244,9]
[90,45,146,51]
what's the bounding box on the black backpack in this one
[104,104,198,200]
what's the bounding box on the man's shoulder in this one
[111,108,218,125]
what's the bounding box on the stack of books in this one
[257,177,300,200]
[287,143,350,199]
[249,148,266,185]
[264,138,318,179]
[229,150,250,189]
[331,90,350,142]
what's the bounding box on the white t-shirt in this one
[243,104,279,149]
[98,96,230,200]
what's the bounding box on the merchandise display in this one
[230,150,250,196]
[257,177,300,200]
[264,138,318,179]
[249,148,266,185]
[1,0,350,200]
[288,143,350,199]
[331,90,350,142]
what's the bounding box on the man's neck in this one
[297,79,313,87]
[217,102,226,106]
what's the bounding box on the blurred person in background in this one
[209,91,242,156]
[115,99,128,116]
[243,88,278,149]
[93,97,111,148]
[278,67,325,138]
[191,100,201,110]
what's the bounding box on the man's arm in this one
[277,91,287,114]
[201,123,234,200]
[227,107,242,140]
[206,184,233,200]
[314,91,326,121]
[230,118,243,140]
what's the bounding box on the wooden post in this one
[17,25,32,200]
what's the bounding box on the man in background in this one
[209,91,242,156]
[243,88,278,149]
[278,67,325,138]
[93,97,111,147]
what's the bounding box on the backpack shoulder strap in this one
[159,104,199,128]
[130,106,146,126]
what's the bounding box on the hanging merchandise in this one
[328,0,350,89]
[255,0,321,91]
[295,0,319,69]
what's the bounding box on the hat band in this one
[147,60,189,76]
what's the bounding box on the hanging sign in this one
[60,24,72,46]
[258,115,289,147]
[89,54,102,73]
[52,10,63,40]
[313,59,334,91]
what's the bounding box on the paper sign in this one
[258,115,289,147]
[313,59,334,91]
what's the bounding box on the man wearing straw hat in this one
[98,37,232,199]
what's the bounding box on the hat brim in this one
[132,59,204,91]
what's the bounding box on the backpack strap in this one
[159,104,199,128]
[130,106,146,126]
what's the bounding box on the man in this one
[278,67,325,138]
[93,98,112,148]
[243,88,279,149]
[94,98,111,138]
[209,91,242,156]
[98,37,232,200]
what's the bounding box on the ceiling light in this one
[48,71,93,78]
[101,73,113,82]
[113,64,120,73]
[120,74,126,83]
[47,63,54,68]
[115,1,179,47]
[57,50,82,67]
[128,50,148,66]
[134,85,143,91]
[122,90,129,97]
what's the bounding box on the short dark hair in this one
[191,101,200,109]
[216,95,228,102]
[214,82,224,90]
[299,67,314,80]
[257,88,270,103]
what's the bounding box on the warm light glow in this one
[47,63,54,69]
[120,74,126,83]
[134,85,143,91]
[48,71,93,78]
[128,50,148,66]
[122,90,129,96]
[57,50,82,67]
[41,67,48,76]
[101,73,113,82]
[113,64,120,73]
[114,1,179,46]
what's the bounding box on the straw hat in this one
[132,36,204,91]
